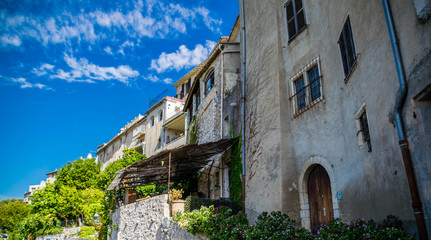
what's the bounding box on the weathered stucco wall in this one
[242,0,284,222]
[243,0,431,236]
[110,195,201,240]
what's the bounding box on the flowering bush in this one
[175,207,411,240]
[241,211,313,240]
[315,216,412,240]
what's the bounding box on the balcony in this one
[133,125,146,140]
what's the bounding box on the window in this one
[289,58,323,116]
[285,0,306,41]
[186,78,191,94]
[158,111,163,122]
[150,116,154,127]
[355,104,372,152]
[205,71,214,95]
[294,77,306,111]
[338,17,356,79]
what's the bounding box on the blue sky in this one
[0,0,238,200]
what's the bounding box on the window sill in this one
[292,96,324,118]
[287,25,308,44]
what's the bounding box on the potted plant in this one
[169,189,185,215]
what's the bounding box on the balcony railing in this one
[133,125,146,139]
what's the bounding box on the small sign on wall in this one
[337,191,343,200]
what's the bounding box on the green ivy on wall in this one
[230,120,242,204]
[188,116,199,144]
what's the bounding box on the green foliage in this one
[55,158,101,191]
[204,206,248,240]
[176,205,215,235]
[14,214,62,240]
[184,196,242,214]
[230,119,243,204]
[79,226,97,239]
[230,138,242,203]
[175,209,411,240]
[315,217,412,240]
[136,184,156,198]
[0,200,31,232]
[243,211,313,240]
[98,148,146,189]
[188,117,199,143]
[30,184,58,216]
[0,199,21,206]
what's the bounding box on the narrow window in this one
[205,71,214,95]
[285,0,306,41]
[359,111,372,152]
[308,66,321,101]
[159,111,163,122]
[338,17,356,78]
[294,76,306,111]
[150,116,154,127]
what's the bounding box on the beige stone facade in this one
[97,115,146,170]
[241,0,431,236]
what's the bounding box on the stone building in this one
[143,97,186,157]
[240,0,431,237]
[183,18,242,199]
[97,115,146,170]
[24,169,58,203]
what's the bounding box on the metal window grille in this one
[338,17,357,77]
[359,111,372,152]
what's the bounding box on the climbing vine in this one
[188,116,200,144]
[230,120,242,204]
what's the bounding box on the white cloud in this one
[49,54,139,84]
[32,63,55,76]
[150,40,216,73]
[0,34,22,47]
[163,78,173,84]
[0,0,222,47]
[104,46,113,55]
[144,74,173,84]
[11,77,52,90]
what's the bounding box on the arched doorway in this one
[308,165,334,233]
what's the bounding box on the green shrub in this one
[79,226,97,239]
[184,196,242,214]
[204,206,248,240]
[315,216,412,240]
[242,211,313,240]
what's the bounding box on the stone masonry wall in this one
[110,194,204,240]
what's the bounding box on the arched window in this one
[205,69,215,95]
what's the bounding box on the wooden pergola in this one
[107,138,238,191]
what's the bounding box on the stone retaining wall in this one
[110,194,204,240]
[35,227,81,240]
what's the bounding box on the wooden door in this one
[308,165,334,233]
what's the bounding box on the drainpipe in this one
[382,1,428,239]
[240,0,247,210]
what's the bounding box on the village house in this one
[240,0,431,237]
[24,169,58,204]
[183,18,242,199]
[143,96,186,157]
[97,115,146,170]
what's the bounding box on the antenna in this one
[148,88,171,108]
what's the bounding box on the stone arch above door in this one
[298,156,340,230]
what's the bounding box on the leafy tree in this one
[30,184,58,216]
[98,149,146,189]
[55,158,101,190]
[0,199,21,206]
[0,200,31,233]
